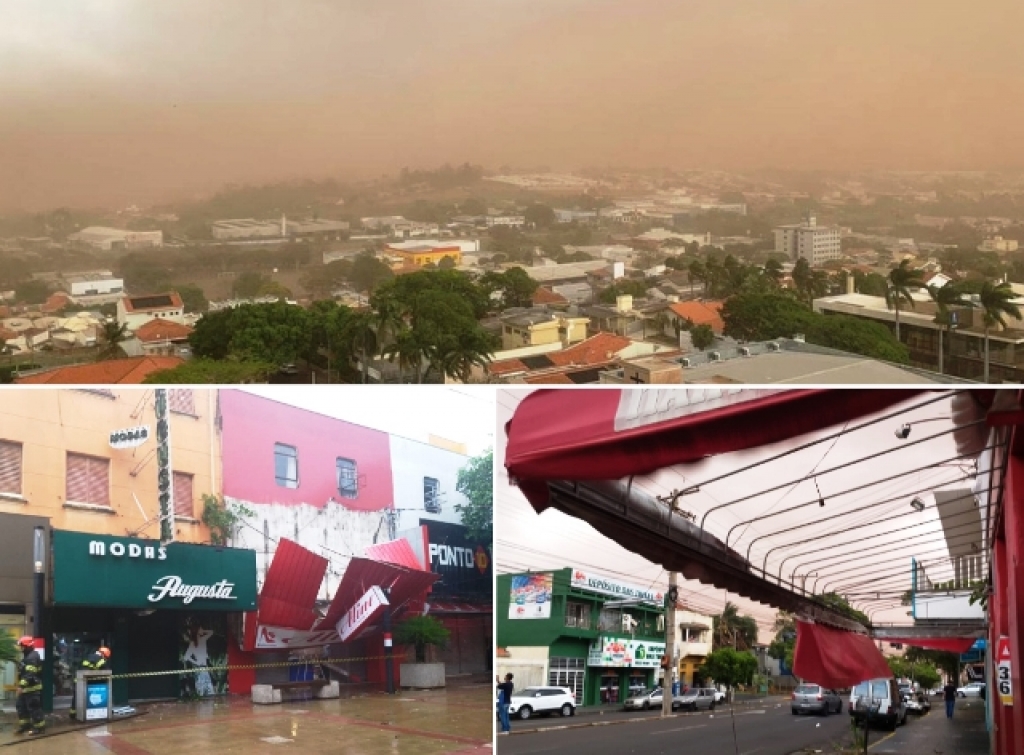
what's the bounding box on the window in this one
[548,657,585,705]
[336,458,358,499]
[172,471,194,517]
[66,453,110,507]
[565,601,591,629]
[169,389,195,415]
[424,477,441,513]
[0,440,23,495]
[274,443,298,488]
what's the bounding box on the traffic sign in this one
[997,636,1013,706]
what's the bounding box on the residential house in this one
[499,308,589,350]
[117,292,185,331]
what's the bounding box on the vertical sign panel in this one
[997,635,1013,706]
[154,389,175,544]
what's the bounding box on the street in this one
[497,700,861,755]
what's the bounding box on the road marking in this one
[731,710,766,716]
[868,731,897,750]
[650,724,708,735]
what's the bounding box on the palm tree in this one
[99,320,128,360]
[792,258,812,306]
[383,330,422,384]
[688,259,705,296]
[343,311,377,384]
[978,280,1023,382]
[886,260,925,343]
[763,259,783,289]
[927,282,973,375]
[712,602,758,651]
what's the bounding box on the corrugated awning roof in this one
[258,538,328,630]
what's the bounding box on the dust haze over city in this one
[5,0,1024,386]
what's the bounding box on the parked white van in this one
[849,678,907,731]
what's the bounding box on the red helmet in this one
[98,647,111,659]
[17,636,34,649]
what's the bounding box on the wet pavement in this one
[0,682,493,754]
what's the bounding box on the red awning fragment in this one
[258,538,328,630]
[364,538,426,571]
[317,557,439,633]
[793,620,892,688]
[506,389,926,511]
[881,636,976,654]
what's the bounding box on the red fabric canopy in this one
[258,538,328,630]
[881,636,977,654]
[793,620,892,688]
[506,389,926,510]
[317,557,439,632]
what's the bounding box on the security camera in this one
[895,424,911,439]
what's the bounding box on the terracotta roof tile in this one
[531,286,568,306]
[15,356,184,384]
[546,332,632,367]
[487,358,529,376]
[134,317,193,343]
[525,372,576,384]
[667,300,725,333]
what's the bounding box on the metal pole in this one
[383,589,394,694]
[33,527,45,638]
[662,573,678,718]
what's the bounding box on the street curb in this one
[506,700,779,736]
[0,712,148,748]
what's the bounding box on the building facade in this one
[117,292,186,331]
[497,568,667,707]
[387,243,463,268]
[774,215,842,265]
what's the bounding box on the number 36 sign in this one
[997,636,1013,706]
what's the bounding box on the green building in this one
[496,567,668,707]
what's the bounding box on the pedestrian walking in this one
[943,680,957,718]
[70,646,111,720]
[15,637,45,736]
[496,673,515,734]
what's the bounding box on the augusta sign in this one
[53,531,257,611]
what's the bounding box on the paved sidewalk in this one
[866,698,988,755]
[0,683,492,754]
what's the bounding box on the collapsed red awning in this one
[365,538,427,571]
[793,620,892,688]
[881,636,977,654]
[258,538,328,630]
[317,557,440,632]
[506,389,927,510]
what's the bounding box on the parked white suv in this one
[508,686,576,720]
[957,682,986,698]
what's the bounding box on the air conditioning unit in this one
[709,351,721,362]
[739,347,751,357]
[622,614,638,633]
[657,615,665,632]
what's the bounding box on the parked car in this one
[792,684,843,715]
[957,682,986,698]
[624,687,666,711]
[904,691,931,715]
[508,687,576,720]
[850,678,907,731]
[676,687,718,711]
[712,689,726,703]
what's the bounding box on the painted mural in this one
[178,615,228,699]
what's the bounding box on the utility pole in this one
[662,572,678,718]
[383,588,395,694]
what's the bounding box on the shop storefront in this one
[0,513,49,706]
[588,636,664,703]
[50,531,257,705]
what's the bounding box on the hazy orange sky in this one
[3,0,1024,211]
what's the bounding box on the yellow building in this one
[500,310,590,350]
[389,243,462,268]
[0,388,218,541]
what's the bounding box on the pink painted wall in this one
[220,391,395,511]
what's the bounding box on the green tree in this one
[804,315,910,364]
[200,494,256,545]
[118,253,171,293]
[301,259,353,300]
[174,284,208,314]
[886,260,925,342]
[341,310,378,384]
[691,323,715,350]
[524,203,556,229]
[815,592,869,626]
[349,251,394,294]
[14,279,51,305]
[99,320,128,360]
[792,258,812,306]
[928,282,973,375]
[455,450,493,549]
[712,602,759,651]
[0,631,17,664]
[763,258,783,288]
[598,279,650,304]
[438,255,457,270]
[395,615,451,663]
[978,280,1023,382]
[482,267,539,310]
[721,293,813,342]
[142,358,274,384]
[228,302,312,365]
[232,271,272,298]
[188,309,236,360]
[688,259,706,296]
[699,648,758,692]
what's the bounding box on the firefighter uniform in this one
[15,638,45,735]
[70,648,110,720]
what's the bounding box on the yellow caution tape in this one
[108,654,394,680]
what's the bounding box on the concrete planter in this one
[400,662,446,689]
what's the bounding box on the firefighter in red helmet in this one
[15,637,45,735]
[70,646,111,720]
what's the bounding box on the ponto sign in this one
[997,635,1013,706]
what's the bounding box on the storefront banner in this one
[336,586,389,642]
[588,637,665,668]
[570,569,664,604]
[53,531,257,611]
[85,682,109,720]
[255,625,341,650]
[509,573,553,620]
[108,426,150,449]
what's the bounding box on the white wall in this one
[226,496,386,600]
[388,435,471,534]
[914,591,986,620]
[497,647,550,690]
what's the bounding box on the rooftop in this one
[134,318,193,343]
[122,292,184,313]
[668,300,725,332]
[15,356,184,384]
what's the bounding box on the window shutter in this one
[169,390,195,415]
[173,471,194,517]
[0,441,22,494]
[66,453,110,507]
